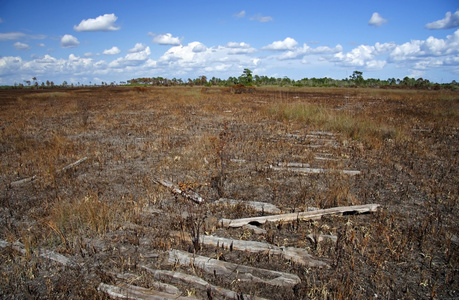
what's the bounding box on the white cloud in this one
[125,46,151,61]
[426,9,459,29]
[192,43,207,53]
[103,46,121,55]
[368,12,387,27]
[390,29,459,61]
[250,14,273,22]
[0,32,26,41]
[60,34,80,48]
[38,43,45,47]
[278,43,343,60]
[226,42,250,48]
[14,42,30,50]
[73,13,120,32]
[263,37,298,51]
[150,33,181,45]
[0,18,3,23]
[128,43,147,53]
[234,10,246,18]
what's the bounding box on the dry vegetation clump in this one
[0,86,458,299]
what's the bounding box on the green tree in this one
[240,68,253,86]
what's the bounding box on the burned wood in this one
[98,282,194,300]
[0,239,76,267]
[173,232,328,268]
[269,165,361,175]
[168,249,301,287]
[9,157,88,187]
[141,265,268,300]
[155,179,204,204]
[107,271,181,295]
[58,156,88,173]
[219,204,381,228]
[215,198,281,214]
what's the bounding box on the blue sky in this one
[0,0,458,85]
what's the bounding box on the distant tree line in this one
[126,70,458,90]
[4,70,457,90]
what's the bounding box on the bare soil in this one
[0,86,458,299]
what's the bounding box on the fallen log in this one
[219,204,381,228]
[155,179,204,204]
[0,239,76,267]
[10,175,37,187]
[107,272,180,295]
[172,232,328,268]
[58,156,88,173]
[215,198,281,214]
[269,165,360,175]
[168,249,301,287]
[98,282,194,300]
[10,157,88,187]
[141,266,267,300]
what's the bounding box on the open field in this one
[0,86,458,299]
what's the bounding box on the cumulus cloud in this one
[234,10,246,18]
[226,42,256,54]
[263,37,298,51]
[250,14,273,22]
[60,34,80,48]
[425,9,459,29]
[14,42,30,50]
[103,46,121,55]
[368,12,387,27]
[332,42,396,70]
[128,43,147,53]
[390,29,459,61]
[0,32,26,41]
[278,44,343,60]
[150,33,181,45]
[73,13,120,32]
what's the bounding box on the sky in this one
[0,0,458,85]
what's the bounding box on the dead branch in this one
[173,232,328,268]
[155,179,204,204]
[215,198,281,214]
[168,249,301,287]
[269,165,361,175]
[9,157,88,187]
[219,203,381,228]
[141,266,267,300]
[98,282,193,300]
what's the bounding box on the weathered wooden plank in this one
[219,204,381,228]
[107,272,181,295]
[10,157,88,187]
[0,239,76,267]
[215,198,281,214]
[174,233,328,268]
[58,157,88,172]
[168,249,301,287]
[10,175,37,187]
[155,179,204,204]
[98,282,194,300]
[269,165,360,175]
[141,266,268,300]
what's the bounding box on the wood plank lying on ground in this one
[219,204,381,228]
[155,179,204,204]
[141,265,268,300]
[98,282,194,300]
[0,239,76,267]
[10,157,88,187]
[269,165,361,175]
[173,232,328,268]
[107,271,181,295]
[215,198,281,214]
[168,249,301,288]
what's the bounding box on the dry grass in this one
[0,86,458,299]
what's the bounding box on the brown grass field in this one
[0,86,458,299]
